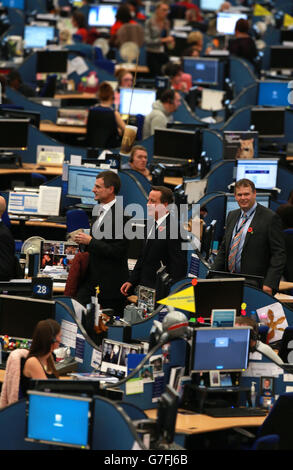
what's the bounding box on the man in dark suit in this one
[0,196,17,280]
[74,171,129,315]
[212,178,286,295]
[120,186,188,296]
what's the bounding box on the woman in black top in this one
[228,18,258,64]
[20,319,61,397]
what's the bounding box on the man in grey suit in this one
[212,178,286,295]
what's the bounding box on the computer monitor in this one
[0,108,40,129]
[281,28,293,44]
[257,81,291,107]
[225,192,270,219]
[153,128,198,162]
[191,327,251,372]
[36,50,68,74]
[0,119,29,150]
[156,385,179,445]
[270,46,293,71]
[26,391,92,449]
[24,25,55,49]
[207,269,264,289]
[88,4,118,27]
[67,165,106,201]
[2,0,25,8]
[193,277,244,319]
[223,131,258,159]
[100,338,142,379]
[0,295,55,340]
[119,88,156,117]
[183,57,219,86]
[199,0,224,11]
[0,281,33,296]
[236,158,278,190]
[216,12,248,35]
[250,107,285,138]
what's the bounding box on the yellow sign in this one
[157,286,195,313]
[284,13,293,28]
[253,3,272,16]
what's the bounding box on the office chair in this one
[0,348,29,408]
[256,392,293,450]
[66,208,90,234]
[86,107,121,149]
[251,434,280,450]
[2,209,11,228]
[31,173,47,187]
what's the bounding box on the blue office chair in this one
[2,209,11,229]
[31,173,47,187]
[251,434,280,450]
[66,208,90,234]
[256,392,293,450]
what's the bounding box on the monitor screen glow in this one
[26,392,92,449]
[183,57,219,85]
[119,88,156,116]
[67,165,105,200]
[199,0,223,11]
[24,25,55,48]
[216,12,247,35]
[192,327,251,372]
[257,81,291,107]
[236,159,278,190]
[88,5,118,27]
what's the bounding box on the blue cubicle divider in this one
[202,128,223,165]
[217,105,253,132]
[121,169,151,197]
[6,8,25,36]
[5,86,58,122]
[229,56,257,97]
[243,285,293,323]
[231,82,258,110]
[198,193,227,242]
[205,159,235,194]
[277,166,293,202]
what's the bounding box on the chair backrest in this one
[252,434,280,450]
[257,392,293,450]
[66,208,90,234]
[86,107,120,149]
[116,23,145,47]
[278,326,293,363]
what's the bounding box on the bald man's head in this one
[0,196,7,216]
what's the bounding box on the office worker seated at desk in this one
[163,62,192,93]
[120,185,188,295]
[121,145,151,181]
[7,69,36,98]
[235,316,284,366]
[0,320,61,407]
[211,178,286,295]
[142,88,181,139]
[228,19,258,64]
[74,171,129,315]
[86,82,126,149]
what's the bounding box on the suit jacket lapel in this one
[241,204,259,253]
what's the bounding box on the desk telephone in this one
[55,356,78,375]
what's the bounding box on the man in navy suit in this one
[74,171,129,315]
[212,178,286,295]
[120,185,188,296]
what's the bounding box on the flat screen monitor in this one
[100,338,142,379]
[24,25,55,49]
[0,281,33,296]
[67,165,106,201]
[8,190,39,216]
[182,57,219,86]
[0,108,40,128]
[199,0,223,11]
[281,29,293,44]
[0,119,29,150]
[0,295,55,340]
[26,391,92,449]
[153,128,198,162]
[250,107,285,138]
[225,192,270,219]
[257,81,291,107]
[216,12,247,35]
[119,88,156,117]
[193,278,244,319]
[88,4,118,27]
[2,0,25,8]
[39,240,79,277]
[270,46,293,70]
[223,131,258,159]
[36,50,68,74]
[191,327,251,372]
[236,158,278,190]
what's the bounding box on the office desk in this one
[145,409,266,435]
[54,92,96,100]
[115,64,150,74]
[164,176,183,186]
[40,122,86,135]
[279,281,293,291]
[0,163,62,177]
[275,293,293,304]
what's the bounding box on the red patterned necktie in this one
[228,214,248,273]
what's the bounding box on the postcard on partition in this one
[256,302,288,343]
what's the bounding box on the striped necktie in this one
[228,213,248,273]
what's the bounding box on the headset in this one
[47,320,57,344]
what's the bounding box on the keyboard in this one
[46,216,67,224]
[204,407,267,418]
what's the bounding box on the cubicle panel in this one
[229,56,257,97]
[231,82,258,110]
[243,286,293,325]
[202,129,223,165]
[205,159,235,194]
[0,399,50,450]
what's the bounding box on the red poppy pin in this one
[158,226,166,232]
[247,227,253,234]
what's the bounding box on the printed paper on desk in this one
[256,302,288,343]
[38,186,61,216]
[91,348,102,369]
[68,56,88,75]
[61,320,77,348]
[242,362,282,378]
